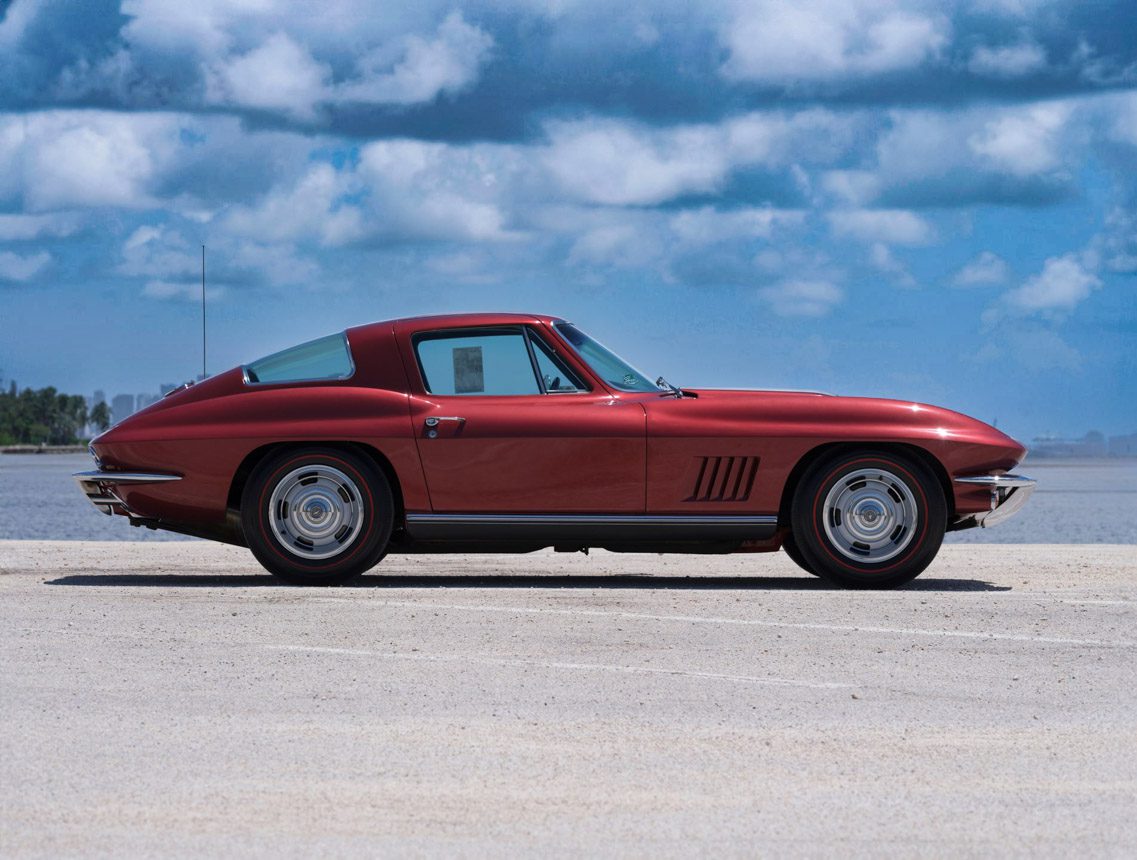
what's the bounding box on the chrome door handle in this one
[424,416,466,427]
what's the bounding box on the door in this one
[405,325,646,513]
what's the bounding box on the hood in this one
[679,387,1027,459]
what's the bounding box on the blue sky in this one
[0,0,1134,440]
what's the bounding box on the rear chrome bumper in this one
[954,473,1036,528]
[73,470,181,517]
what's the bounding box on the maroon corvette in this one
[75,313,1035,588]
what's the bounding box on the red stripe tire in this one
[241,447,394,585]
[789,449,946,589]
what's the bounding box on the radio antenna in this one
[201,244,207,380]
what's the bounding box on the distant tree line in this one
[0,383,110,445]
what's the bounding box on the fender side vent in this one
[685,456,760,502]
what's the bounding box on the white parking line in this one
[265,644,854,689]
[308,598,1137,648]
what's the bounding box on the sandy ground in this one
[1,541,1135,858]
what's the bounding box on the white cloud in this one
[724,109,858,165]
[543,110,855,207]
[424,251,499,284]
[1097,206,1137,273]
[201,14,492,118]
[967,103,1071,176]
[568,222,664,269]
[543,119,726,206]
[118,225,200,278]
[820,170,882,207]
[898,103,1070,179]
[1008,329,1083,371]
[205,33,331,120]
[356,139,521,242]
[668,206,805,245]
[142,279,223,301]
[125,5,493,116]
[0,121,25,201]
[720,0,948,83]
[753,246,831,276]
[0,111,189,211]
[34,123,154,208]
[117,222,320,288]
[223,162,365,246]
[121,0,245,56]
[227,241,320,286]
[0,0,44,50]
[0,250,51,282]
[954,250,1009,286]
[337,12,493,105]
[973,327,1083,372]
[869,242,916,287]
[968,0,1050,14]
[1105,92,1137,147]
[828,209,934,245]
[758,278,843,316]
[1006,253,1101,311]
[968,41,1047,78]
[125,225,164,251]
[0,212,81,241]
[831,101,1079,206]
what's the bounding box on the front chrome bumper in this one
[73,470,181,517]
[954,473,1036,528]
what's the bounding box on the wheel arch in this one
[227,441,406,525]
[777,441,954,527]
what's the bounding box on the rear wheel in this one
[790,449,946,589]
[241,447,393,585]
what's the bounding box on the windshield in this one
[554,322,659,393]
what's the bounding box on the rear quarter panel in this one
[91,322,427,526]
[93,386,426,526]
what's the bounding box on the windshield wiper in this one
[656,376,683,398]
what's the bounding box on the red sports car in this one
[75,313,1035,588]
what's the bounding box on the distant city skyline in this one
[1,2,1135,440]
[3,368,1132,448]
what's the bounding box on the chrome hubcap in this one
[822,468,918,564]
[267,465,364,560]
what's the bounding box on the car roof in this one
[351,312,566,336]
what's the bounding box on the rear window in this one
[244,333,354,384]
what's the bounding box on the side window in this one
[529,332,587,393]
[415,330,540,396]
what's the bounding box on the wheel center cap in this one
[853,501,887,528]
[304,500,329,521]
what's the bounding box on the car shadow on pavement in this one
[44,573,1011,591]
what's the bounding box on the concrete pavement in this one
[1,541,1135,856]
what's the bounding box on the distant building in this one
[1031,431,1110,458]
[111,394,135,424]
[1109,432,1137,457]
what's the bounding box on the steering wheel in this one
[544,374,561,391]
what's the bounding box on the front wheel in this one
[241,447,394,585]
[790,450,946,589]
[781,531,819,577]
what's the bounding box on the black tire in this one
[241,447,394,585]
[790,449,946,589]
[781,531,819,577]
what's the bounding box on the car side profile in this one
[75,313,1035,588]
